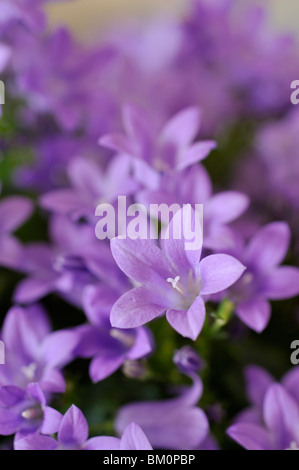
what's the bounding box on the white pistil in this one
[110,329,135,348]
[167,276,184,295]
[21,406,42,420]
[242,273,254,285]
[21,363,37,381]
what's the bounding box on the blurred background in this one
[46,0,299,40]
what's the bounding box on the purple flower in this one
[40,155,138,221]
[0,305,78,393]
[115,374,209,450]
[0,0,51,32]
[173,346,202,374]
[0,196,33,270]
[15,405,152,450]
[256,109,299,210]
[15,135,96,193]
[0,42,11,72]
[227,366,299,450]
[110,207,245,340]
[100,105,216,190]
[137,164,249,251]
[75,284,153,382]
[228,222,299,332]
[13,215,97,305]
[11,27,109,131]
[183,0,298,116]
[0,382,62,441]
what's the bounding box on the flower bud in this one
[173,346,202,374]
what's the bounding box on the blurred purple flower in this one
[13,216,97,305]
[0,196,33,270]
[100,105,216,190]
[15,405,152,450]
[228,222,299,332]
[15,135,96,193]
[0,305,78,393]
[115,374,208,450]
[0,382,62,441]
[12,27,108,131]
[256,110,299,210]
[0,0,52,32]
[40,155,138,221]
[110,207,245,340]
[227,365,299,450]
[0,42,10,72]
[75,284,153,382]
[138,164,249,251]
[173,346,202,375]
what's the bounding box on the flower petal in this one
[111,237,171,285]
[160,107,201,148]
[15,435,58,450]
[176,141,216,171]
[14,277,56,304]
[58,405,89,446]
[245,365,274,407]
[116,401,208,450]
[263,384,299,449]
[283,368,299,404]
[99,133,134,155]
[245,222,290,270]
[227,423,272,450]
[263,267,299,300]
[200,254,246,295]
[166,296,206,340]
[236,299,271,332]
[162,205,203,272]
[40,189,86,216]
[205,191,249,225]
[84,436,120,450]
[40,407,63,435]
[127,327,153,360]
[0,197,33,234]
[110,287,167,329]
[89,354,125,383]
[120,423,152,450]
[40,329,79,369]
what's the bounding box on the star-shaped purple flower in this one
[227,366,299,450]
[0,305,79,393]
[0,382,62,442]
[75,284,153,382]
[40,155,138,222]
[228,222,299,332]
[15,405,152,450]
[100,105,216,190]
[115,374,208,450]
[110,207,245,340]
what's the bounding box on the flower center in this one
[167,276,184,294]
[53,254,86,273]
[166,270,201,310]
[21,404,43,421]
[110,329,135,348]
[21,362,37,381]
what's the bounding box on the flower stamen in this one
[167,276,184,295]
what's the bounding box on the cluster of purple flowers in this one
[0,0,299,450]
